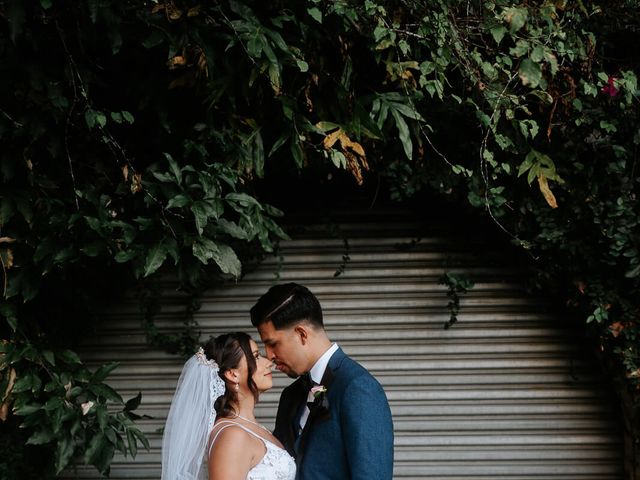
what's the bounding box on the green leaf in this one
[144,242,170,277]
[164,153,182,184]
[58,349,82,364]
[0,197,14,226]
[14,403,42,415]
[110,112,123,124]
[96,404,108,430]
[217,219,248,240]
[268,132,290,157]
[389,101,423,121]
[6,315,17,332]
[518,58,542,88]
[210,243,241,278]
[167,195,191,209]
[191,201,210,235]
[14,196,33,223]
[122,111,135,124]
[290,139,304,169]
[296,59,309,72]
[114,250,139,263]
[104,427,118,446]
[391,109,412,160]
[490,25,507,45]
[192,238,218,264]
[26,429,54,445]
[85,432,107,465]
[308,7,322,23]
[225,193,260,208]
[91,362,120,383]
[132,428,150,451]
[125,392,142,412]
[509,39,529,58]
[13,374,36,394]
[43,396,64,411]
[625,264,640,278]
[530,45,545,62]
[315,121,341,132]
[503,6,527,33]
[88,383,123,403]
[127,428,138,458]
[55,437,75,474]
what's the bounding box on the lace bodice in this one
[210,421,296,480]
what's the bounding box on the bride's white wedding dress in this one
[209,421,296,480]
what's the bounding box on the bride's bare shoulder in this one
[208,424,257,478]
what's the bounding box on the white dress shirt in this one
[299,343,339,431]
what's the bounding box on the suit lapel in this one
[280,378,308,456]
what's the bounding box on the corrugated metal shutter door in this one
[73,214,623,479]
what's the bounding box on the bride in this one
[161,332,296,480]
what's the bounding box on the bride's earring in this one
[235,382,239,392]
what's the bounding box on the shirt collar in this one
[309,343,339,384]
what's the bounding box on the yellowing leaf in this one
[609,322,624,338]
[0,367,16,422]
[166,1,183,21]
[322,129,342,149]
[167,55,187,70]
[320,127,367,184]
[1,248,14,269]
[537,174,558,208]
[340,133,365,157]
[131,173,142,194]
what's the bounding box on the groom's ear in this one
[293,324,309,345]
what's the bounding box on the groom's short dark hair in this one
[250,282,323,330]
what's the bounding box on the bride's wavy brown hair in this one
[203,332,259,418]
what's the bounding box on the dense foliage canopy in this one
[1,0,639,476]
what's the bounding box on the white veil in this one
[161,348,226,480]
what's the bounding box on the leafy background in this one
[1,0,639,477]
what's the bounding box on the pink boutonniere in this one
[307,384,330,418]
[310,385,327,398]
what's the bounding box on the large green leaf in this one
[518,58,542,88]
[143,243,170,277]
[210,243,241,278]
[55,436,75,474]
[391,109,412,160]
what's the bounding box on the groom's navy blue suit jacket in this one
[273,348,394,480]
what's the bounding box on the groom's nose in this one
[265,345,275,359]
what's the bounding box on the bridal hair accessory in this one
[161,347,226,480]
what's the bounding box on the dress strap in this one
[208,420,267,455]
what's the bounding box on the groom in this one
[250,282,394,479]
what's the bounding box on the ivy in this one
[1,0,640,475]
[439,272,475,330]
